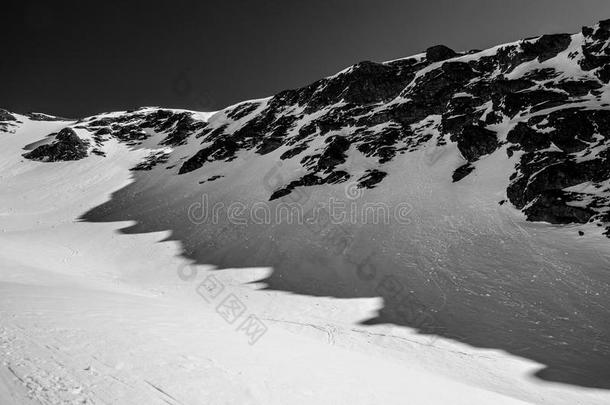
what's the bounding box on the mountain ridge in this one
[4,19,610,235]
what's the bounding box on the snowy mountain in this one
[11,20,610,231]
[2,19,610,405]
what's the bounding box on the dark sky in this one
[4,0,610,118]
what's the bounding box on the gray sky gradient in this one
[4,0,610,117]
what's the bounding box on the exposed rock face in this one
[130,150,171,171]
[357,169,388,189]
[503,103,610,227]
[178,137,239,174]
[580,19,610,82]
[11,18,610,234]
[506,123,550,152]
[0,109,16,122]
[24,128,89,161]
[25,112,71,121]
[452,164,475,182]
[426,45,458,63]
[0,108,18,133]
[453,125,499,162]
[521,34,572,62]
[524,190,596,224]
[316,136,351,173]
[85,108,208,148]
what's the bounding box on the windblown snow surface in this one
[2,23,610,405]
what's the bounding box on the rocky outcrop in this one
[521,34,572,62]
[179,137,239,174]
[452,164,475,182]
[506,123,550,152]
[0,108,19,133]
[453,125,499,162]
[25,112,71,121]
[269,171,350,201]
[356,169,387,189]
[24,128,89,161]
[425,45,458,62]
[130,150,171,171]
[524,190,596,224]
[84,108,208,149]
[0,109,16,122]
[580,19,610,82]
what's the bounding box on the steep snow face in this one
[2,18,610,400]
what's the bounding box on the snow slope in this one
[0,114,531,405]
[1,112,609,405]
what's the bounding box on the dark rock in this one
[95,127,112,136]
[199,175,224,184]
[256,137,284,155]
[524,190,595,224]
[523,68,560,82]
[452,164,475,182]
[507,157,610,209]
[506,122,551,152]
[280,144,309,160]
[554,79,602,96]
[325,170,351,184]
[300,60,419,110]
[226,102,260,120]
[131,151,171,171]
[356,128,402,163]
[23,128,89,161]
[453,125,499,162]
[426,45,458,62]
[599,19,610,32]
[269,173,325,201]
[582,26,594,37]
[269,188,293,201]
[521,34,572,62]
[491,78,536,93]
[25,112,71,121]
[357,170,387,189]
[316,136,351,173]
[0,109,16,121]
[537,108,600,153]
[158,113,208,146]
[178,137,239,174]
[502,89,568,117]
[408,62,477,103]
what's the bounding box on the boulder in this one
[426,45,458,63]
[23,128,89,161]
[452,163,475,182]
